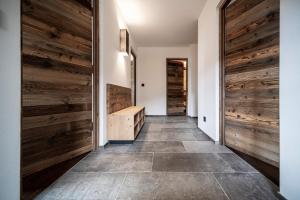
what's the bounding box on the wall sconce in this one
[120,29,129,56]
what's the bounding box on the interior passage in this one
[37,116,279,200]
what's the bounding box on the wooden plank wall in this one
[21,0,93,178]
[107,84,132,114]
[224,0,280,167]
[167,60,187,116]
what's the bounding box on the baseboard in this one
[197,128,217,143]
[146,115,198,119]
[103,142,109,147]
[108,141,134,144]
[276,192,287,200]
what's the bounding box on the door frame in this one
[218,0,232,145]
[166,58,188,116]
[93,0,100,150]
[131,49,137,106]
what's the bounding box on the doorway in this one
[131,50,137,106]
[166,58,188,116]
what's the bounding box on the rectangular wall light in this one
[120,29,129,56]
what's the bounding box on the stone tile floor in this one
[36,116,279,200]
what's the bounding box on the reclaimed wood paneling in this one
[167,60,187,116]
[21,0,93,180]
[224,0,279,167]
[107,84,132,114]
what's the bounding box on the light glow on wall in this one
[116,0,144,26]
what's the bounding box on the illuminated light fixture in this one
[120,29,129,56]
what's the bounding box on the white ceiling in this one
[116,0,207,47]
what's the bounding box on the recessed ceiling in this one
[116,0,207,47]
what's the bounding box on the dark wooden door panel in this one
[167,60,187,116]
[224,0,279,167]
[21,0,93,178]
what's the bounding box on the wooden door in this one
[223,0,279,167]
[21,0,93,180]
[167,59,187,116]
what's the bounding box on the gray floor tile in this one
[192,132,212,140]
[38,116,278,200]
[152,153,234,172]
[142,120,198,132]
[161,128,211,141]
[103,141,186,153]
[128,141,186,153]
[137,131,198,141]
[153,153,256,173]
[71,153,153,172]
[183,141,233,153]
[36,172,125,200]
[155,173,228,200]
[218,153,257,172]
[136,132,169,141]
[163,122,198,128]
[102,144,132,153]
[117,173,161,200]
[117,172,228,200]
[165,132,198,141]
[161,128,195,133]
[141,123,164,132]
[214,173,279,200]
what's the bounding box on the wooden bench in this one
[107,106,145,141]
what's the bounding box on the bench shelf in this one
[107,106,145,141]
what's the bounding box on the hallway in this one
[1,0,300,199]
[37,117,278,200]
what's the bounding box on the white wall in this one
[197,0,220,142]
[137,46,198,116]
[99,0,137,146]
[0,0,21,199]
[280,0,300,199]
[188,44,198,117]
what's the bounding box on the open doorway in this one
[166,58,188,116]
[131,50,137,106]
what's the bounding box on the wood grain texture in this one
[21,0,93,180]
[93,0,100,150]
[107,84,132,114]
[107,106,145,141]
[167,60,187,116]
[224,0,279,167]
